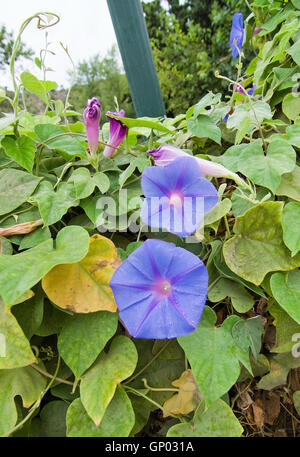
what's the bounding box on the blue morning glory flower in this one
[247,86,257,96]
[230,13,244,58]
[140,156,218,237]
[109,239,208,339]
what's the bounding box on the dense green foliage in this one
[142,0,253,114]
[0,1,300,438]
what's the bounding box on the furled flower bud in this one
[83,97,101,155]
[148,144,232,178]
[253,27,262,36]
[147,144,248,188]
[103,109,127,158]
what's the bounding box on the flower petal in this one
[110,240,209,339]
[141,157,218,236]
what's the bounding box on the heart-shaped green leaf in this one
[223,202,300,285]
[80,336,137,426]
[282,202,300,256]
[167,399,243,437]
[0,365,46,436]
[2,136,37,172]
[58,311,118,377]
[0,226,89,305]
[0,169,41,216]
[178,307,249,405]
[0,298,36,369]
[67,387,134,437]
[270,270,300,325]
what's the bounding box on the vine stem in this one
[60,42,76,130]
[0,206,34,225]
[9,12,60,119]
[123,385,185,423]
[244,0,253,12]
[111,175,141,195]
[53,162,73,189]
[0,160,14,169]
[142,378,179,393]
[31,363,73,386]
[2,356,61,437]
[38,131,126,157]
[207,276,222,293]
[215,72,267,151]
[123,340,171,385]
[223,214,231,238]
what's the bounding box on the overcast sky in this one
[0,0,155,89]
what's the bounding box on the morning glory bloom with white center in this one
[109,239,208,339]
[140,156,218,237]
[230,13,244,58]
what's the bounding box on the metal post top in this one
[107,0,165,118]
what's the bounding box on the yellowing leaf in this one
[0,298,36,369]
[13,289,35,305]
[42,234,120,313]
[163,369,202,417]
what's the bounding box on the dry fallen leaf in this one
[236,390,253,411]
[262,392,281,425]
[251,399,264,428]
[163,369,202,417]
[247,393,281,429]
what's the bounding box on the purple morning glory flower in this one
[83,97,101,155]
[147,144,234,178]
[222,113,230,123]
[235,85,258,103]
[230,13,244,58]
[235,86,247,96]
[103,109,127,158]
[140,156,218,237]
[247,86,257,96]
[109,239,208,339]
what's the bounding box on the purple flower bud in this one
[230,13,244,58]
[253,27,262,36]
[83,97,101,155]
[103,109,127,158]
[147,144,233,178]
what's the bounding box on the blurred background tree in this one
[0,24,33,70]
[142,0,252,115]
[1,1,253,119]
[69,45,134,122]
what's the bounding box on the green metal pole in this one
[107,0,165,117]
